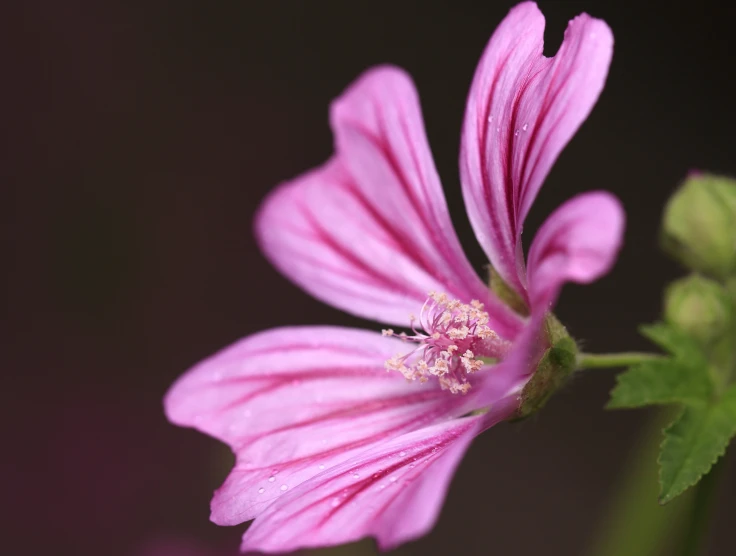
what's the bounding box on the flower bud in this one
[664,274,733,346]
[661,173,736,279]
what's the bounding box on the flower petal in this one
[526,191,625,311]
[164,326,476,525]
[256,66,522,335]
[240,410,512,553]
[460,2,613,296]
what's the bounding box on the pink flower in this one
[165,2,624,553]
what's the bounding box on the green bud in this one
[664,274,733,347]
[661,173,736,279]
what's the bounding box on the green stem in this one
[678,456,726,556]
[586,409,691,556]
[577,352,665,370]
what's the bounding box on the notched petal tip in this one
[460,1,614,301]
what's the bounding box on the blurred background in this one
[5,1,736,555]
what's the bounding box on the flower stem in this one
[577,352,664,370]
[678,456,726,556]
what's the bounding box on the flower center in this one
[383,291,511,394]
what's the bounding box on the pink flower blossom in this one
[165,3,624,553]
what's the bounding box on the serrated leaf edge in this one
[657,407,732,504]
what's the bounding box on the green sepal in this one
[488,266,529,316]
[518,319,577,418]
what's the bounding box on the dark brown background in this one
[4,1,736,555]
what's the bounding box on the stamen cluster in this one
[383,292,509,394]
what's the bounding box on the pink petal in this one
[240,407,511,553]
[526,191,625,311]
[460,2,613,296]
[164,326,479,526]
[256,67,522,336]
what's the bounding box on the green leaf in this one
[658,385,736,503]
[639,323,707,366]
[607,359,713,409]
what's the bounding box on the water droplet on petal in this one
[514,129,520,136]
[389,476,397,482]
[487,115,493,123]
[352,473,360,479]
[522,123,529,131]
[318,464,325,470]
[496,126,501,132]
[399,451,406,457]
[268,476,275,482]
[258,487,265,494]
[280,484,288,491]
[331,498,340,507]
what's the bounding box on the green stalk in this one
[678,456,726,556]
[586,410,692,556]
[577,352,665,370]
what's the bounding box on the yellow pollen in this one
[382,291,511,395]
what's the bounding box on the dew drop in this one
[331,498,340,507]
[280,484,288,491]
[258,487,265,494]
[389,476,397,483]
[318,464,325,470]
[409,464,415,469]
[522,123,529,131]
[352,473,360,479]
[514,129,520,136]
[268,476,275,482]
[487,115,493,123]
[399,451,406,457]
[496,126,501,132]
